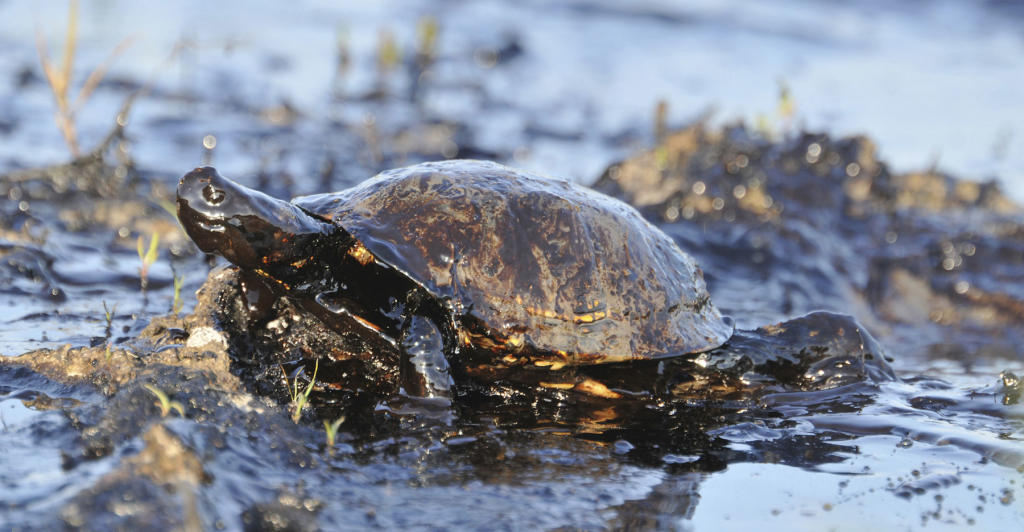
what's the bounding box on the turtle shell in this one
[295,160,732,365]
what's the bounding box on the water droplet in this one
[711,197,725,210]
[732,185,747,199]
[806,142,822,163]
[202,135,217,149]
[941,258,956,271]
[954,281,969,294]
[845,162,861,177]
[885,231,898,244]
[691,181,706,195]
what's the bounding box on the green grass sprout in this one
[416,16,438,65]
[756,80,798,140]
[137,232,159,289]
[376,28,400,81]
[324,416,346,452]
[172,274,185,314]
[143,384,185,417]
[102,300,117,336]
[286,359,319,423]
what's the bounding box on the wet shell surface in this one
[295,160,733,366]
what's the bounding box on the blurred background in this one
[1,0,1022,195]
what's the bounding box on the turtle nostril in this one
[203,184,226,205]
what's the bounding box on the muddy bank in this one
[2,121,1023,529]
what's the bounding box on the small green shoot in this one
[104,343,112,362]
[755,80,798,140]
[323,415,346,452]
[416,16,439,65]
[332,25,351,97]
[157,198,178,219]
[137,232,159,288]
[143,384,185,417]
[102,300,117,337]
[376,28,400,80]
[172,274,185,314]
[286,359,319,423]
[653,99,668,142]
[776,81,796,124]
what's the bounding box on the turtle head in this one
[177,167,336,283]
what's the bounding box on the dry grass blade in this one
[73,35,136,112]
[60,0,77,99]
[34,0,134,158]
[35,32,62,99]
[35,31,78,156]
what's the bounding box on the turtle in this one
[176,160,735,401]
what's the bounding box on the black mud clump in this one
[183,259,897,423]
[595,122,1024,363]
[0,266,327,530]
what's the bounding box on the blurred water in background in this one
[0,0,1021,196]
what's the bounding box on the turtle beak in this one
[177,167,261,268]
[177,167,235,222]
[176,166,334,273]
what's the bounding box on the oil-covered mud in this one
[4,124,1022,529]
[2,2,1024,530]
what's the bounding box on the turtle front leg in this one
[398,312,454,402]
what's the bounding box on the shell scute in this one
[295,160,731,365]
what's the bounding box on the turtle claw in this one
[399,313,454,401]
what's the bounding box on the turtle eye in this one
[203,184,226,205]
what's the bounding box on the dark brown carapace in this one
[177,160,733,383]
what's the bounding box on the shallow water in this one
[2,0,1023,196]
[1,1,1023,530]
